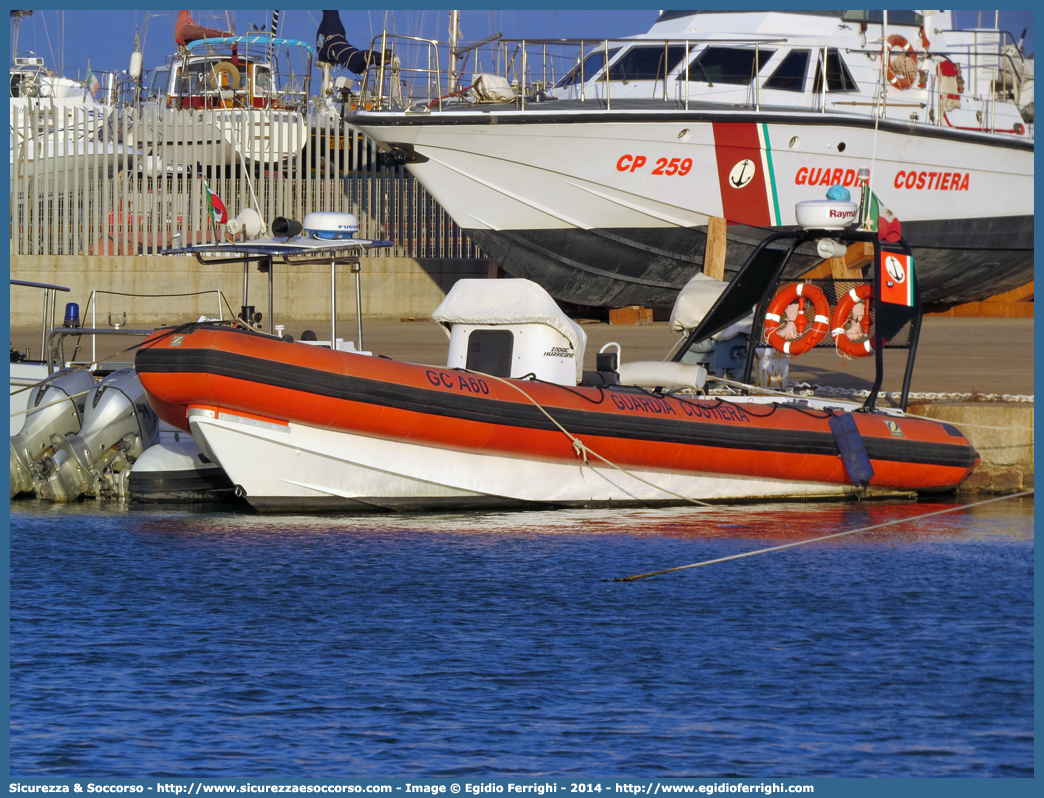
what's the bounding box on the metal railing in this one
[363,35,792,112]
[9,279,71,360]
[78,288,231,367]
[358,31,1031,130]
[10,104,482,260]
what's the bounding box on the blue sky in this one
[11,9,658,79]
[10,8,1034,83]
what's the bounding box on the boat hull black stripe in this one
[136,347,978,469]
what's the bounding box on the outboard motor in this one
[34,369,161,502]
[10,368,97,498]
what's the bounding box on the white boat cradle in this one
[348,10,1033,309]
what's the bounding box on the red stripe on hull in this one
[713,122,771,226]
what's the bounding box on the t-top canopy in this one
[162,235,392,264]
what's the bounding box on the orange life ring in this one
[886,34,917,90]
[830,284,874,358]
[209,61,241,91]
[763,283,830,356]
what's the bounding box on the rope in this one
[790,383,1034,405]
[429,82,475,108]
[707,376,1034,432]
[607,490,1033,582]
[462,368,714,508]
[10,386,95,419]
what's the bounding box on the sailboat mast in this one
[447,10,460,95]
[11,10,34,63]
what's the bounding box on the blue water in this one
[9,497,1034,778]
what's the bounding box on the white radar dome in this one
[795,200,858,231]
[302,212,359,239]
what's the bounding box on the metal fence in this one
[9,104,483,260]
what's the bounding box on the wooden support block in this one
[609,305,654,325]
[987,280,1034,303]
[704,216,727,281]
[798,261,833,280]
[830,241,875,279]
[487,260,505,279]
[927,301,1034,318]
[926,281,1034,318]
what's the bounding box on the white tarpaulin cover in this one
[670,272,753,340]
[432,279,588,381]
[468,73,516,103]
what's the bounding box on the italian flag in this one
[86,68,100,98]
[865,193,901,242]
[203,181,228,225]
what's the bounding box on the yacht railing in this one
[361,35,790,113]
[358,31,1031,133]
[367,33,444,111]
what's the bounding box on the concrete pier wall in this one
[10,254,491,327]
[907,401,1035,494]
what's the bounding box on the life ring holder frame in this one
[671,229,922,412]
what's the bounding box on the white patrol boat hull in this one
[352,111,1033,307]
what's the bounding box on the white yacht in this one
[347,10,1033,308]
[126,15,315,168]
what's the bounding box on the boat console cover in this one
[432,279,588,381]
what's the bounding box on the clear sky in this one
[10,9,658,79]
[9,8,1035,84]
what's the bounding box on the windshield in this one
[555,48,620,87]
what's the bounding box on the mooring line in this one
[707,375,1034,431]
[607,490,1034,582]
[462,368,715,508]
[10,387,95,419]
